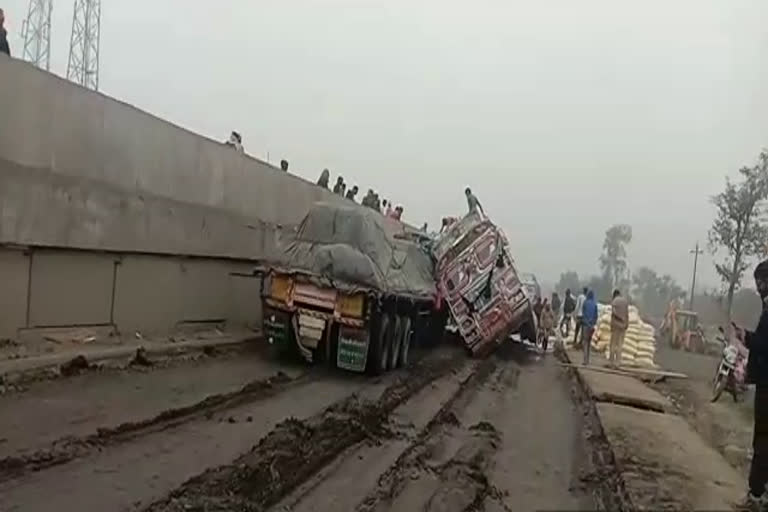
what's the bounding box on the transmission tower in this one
[20,0,53,71]
[66,0,101,91]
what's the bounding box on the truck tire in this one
[389,315,403,371]
[369,313,392,376]
[398,316,413,368]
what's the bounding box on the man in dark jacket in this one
[561,289,576,337]
[1,8,11,57]
[737,260,768,509]
[581,290,598,365]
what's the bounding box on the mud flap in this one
[337,325,369,373]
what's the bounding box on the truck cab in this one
[434,213,534,355]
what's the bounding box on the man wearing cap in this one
[736,260,768,510]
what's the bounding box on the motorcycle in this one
[712,325,748,403]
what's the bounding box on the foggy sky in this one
[4,0,767,290]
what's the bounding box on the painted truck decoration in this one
[433,213,534,355]
[261,203,533,373]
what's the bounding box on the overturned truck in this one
[433,212,536,356]
[261,202,447,375]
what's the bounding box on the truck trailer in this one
[261,202,447,375]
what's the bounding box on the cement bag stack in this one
[600,305,658,368]
[631,321,657,368]
[591,304,612,353]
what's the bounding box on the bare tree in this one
[599,224,633,292]
[708,150,768,319]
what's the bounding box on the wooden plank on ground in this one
[558,362,688,380]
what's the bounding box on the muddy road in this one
[0,342,596,512]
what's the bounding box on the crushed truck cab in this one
[262,202,446,374]
[433,213,534,355]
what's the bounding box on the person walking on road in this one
[573,287,587,347]
[0,8,10,57]
[735,260,768,510]
[539,299,555,354]
[561,289,576,338]
[609,289,629,367]
[581,290,598,365]
[551,292,561,323]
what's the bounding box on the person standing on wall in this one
[333,176,345,195]
[609,289,629,368]
[581,290,598,365]
[280,160,289,172]
[573,287,587,347]
[317,169,330,188]
[735,261,768,510]
[0,8,10,57]
[345,185,359,202]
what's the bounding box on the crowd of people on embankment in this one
[224,130,490,234]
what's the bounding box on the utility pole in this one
[689,242,704,310]
[21,0,53,71]
[66,0,101,91]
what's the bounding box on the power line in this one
[66,0,101,90]
[20,0,53,71]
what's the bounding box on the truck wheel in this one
[389,315,403,370]
[369,314,391,376]
[398,316,413,368]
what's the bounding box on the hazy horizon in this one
[4,0,767,290]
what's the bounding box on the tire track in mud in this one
[0,370,304,482]
[143,347,468,512]
[356,358,506,512]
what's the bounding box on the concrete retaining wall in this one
[0,55,353,257]
[0,246,261,340]
[0,56,412,340]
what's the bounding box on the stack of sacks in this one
[631,321,657,367]
[593,305,658,368]
[592,304,612,353]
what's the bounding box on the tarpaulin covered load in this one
[277,202,437,299]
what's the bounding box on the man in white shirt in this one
[573,287,587,346]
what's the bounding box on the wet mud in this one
[144,348,465,512]
[0,371,296,482]
[357,357,503,512]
